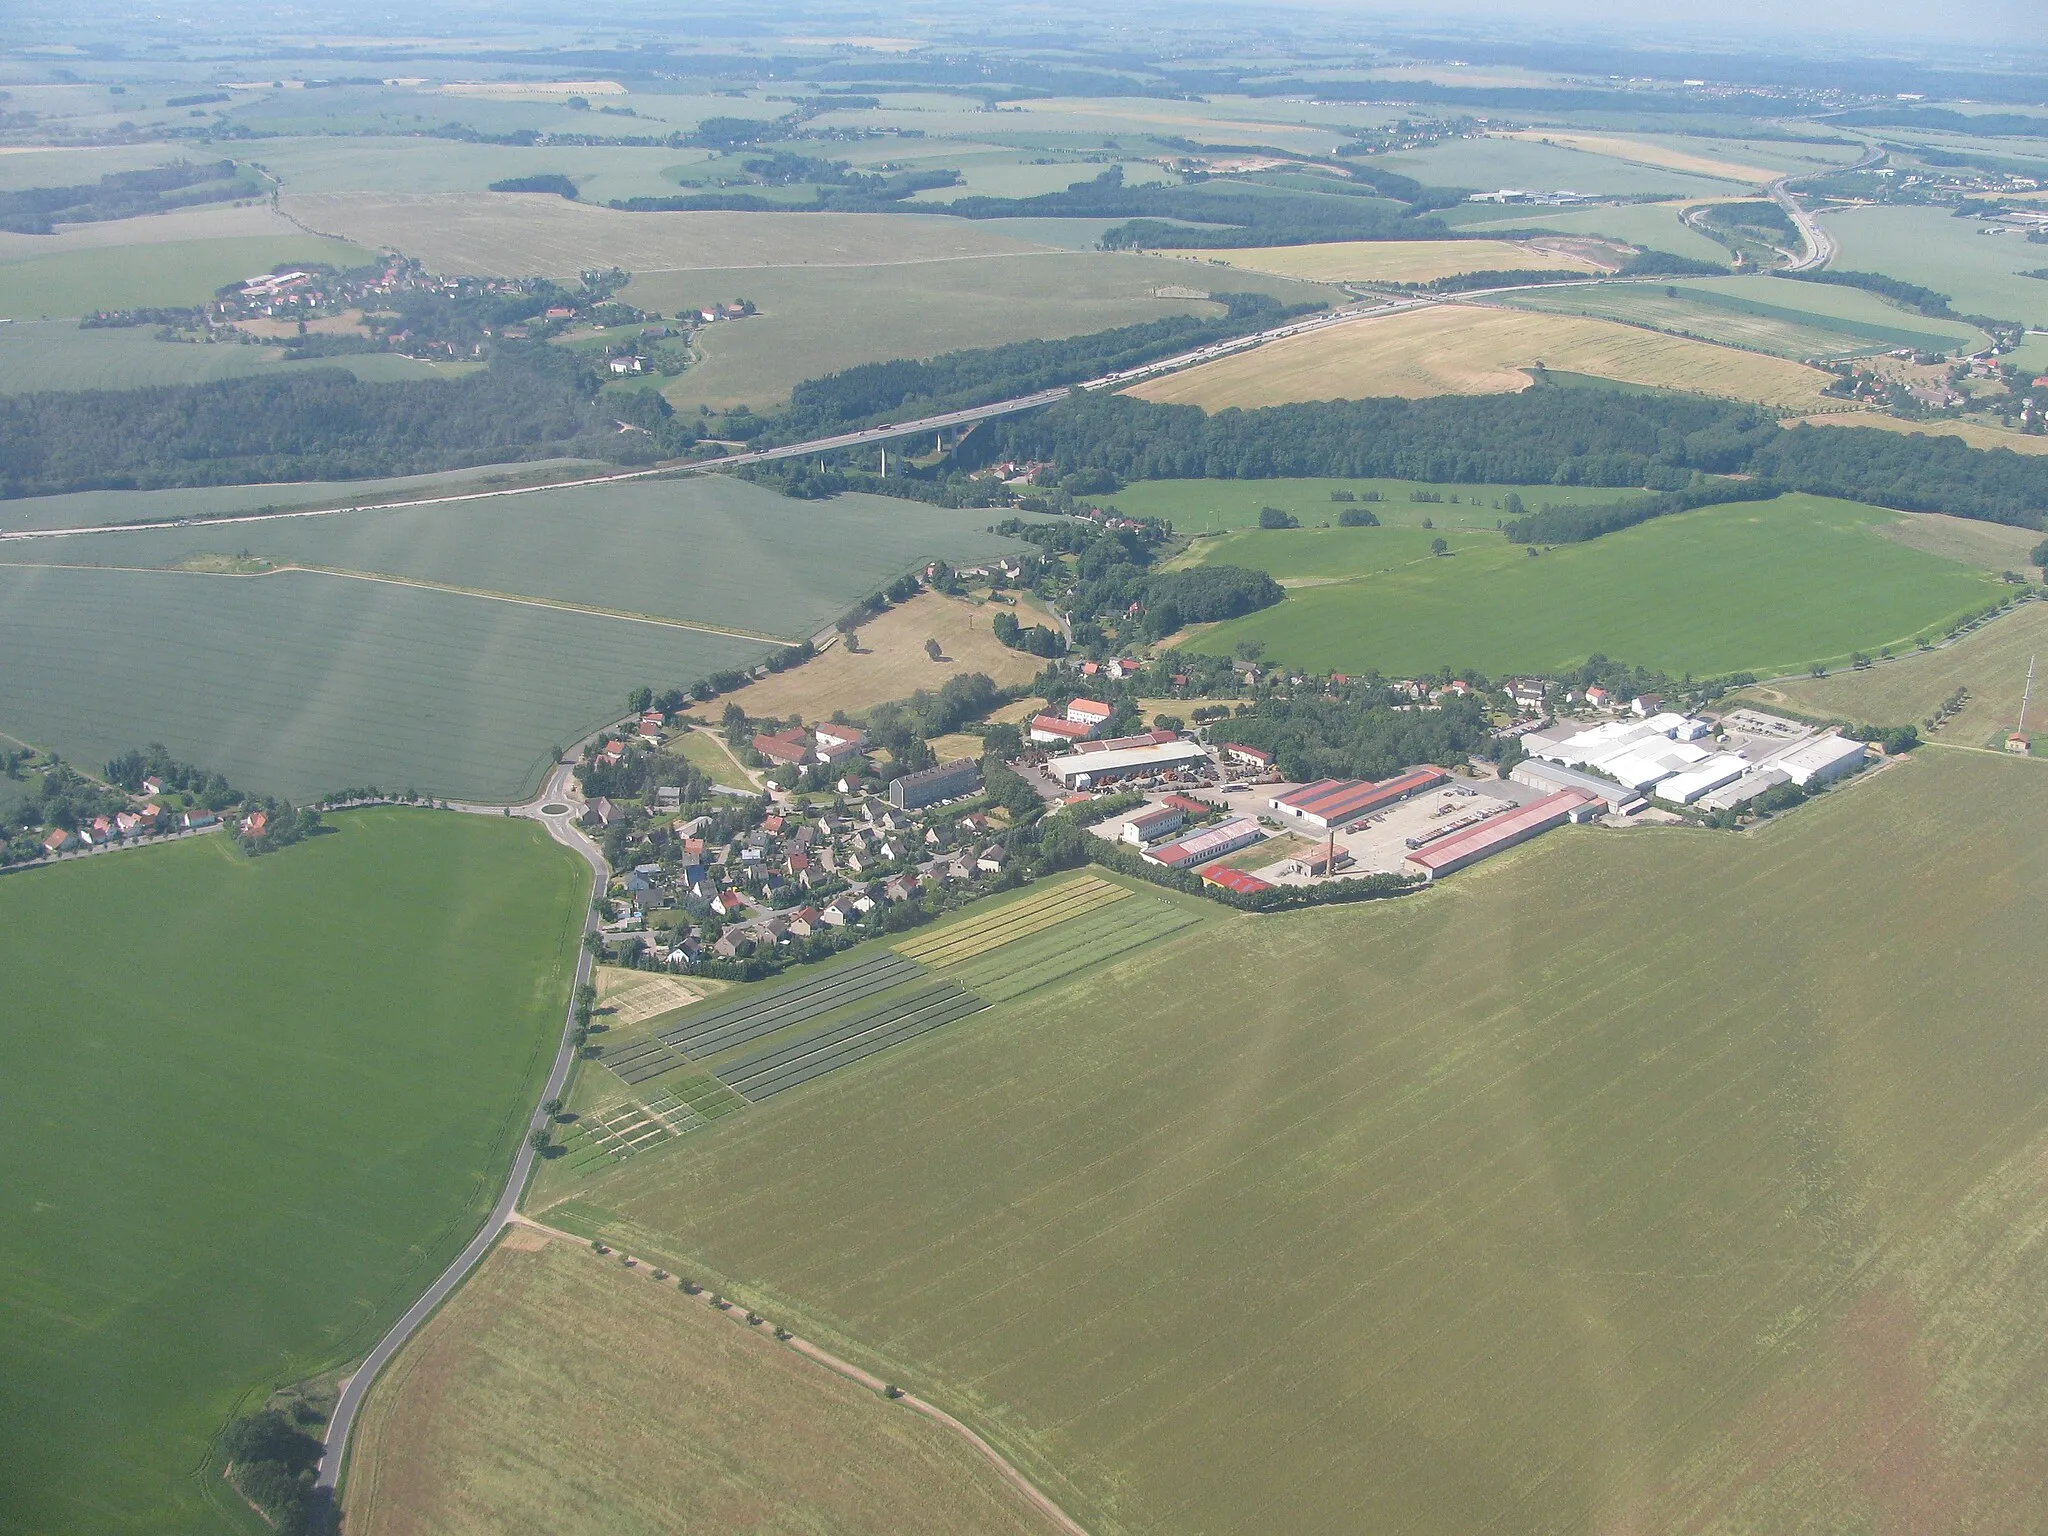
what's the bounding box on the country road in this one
[314,762,605,1493]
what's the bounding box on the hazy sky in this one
[1311,0,2034,49]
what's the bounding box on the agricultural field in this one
[1491,129,1781,185]
[0,564,764,801]
[243,134,710,203]
[279,192,1052,278]
[1126,302,1838,411]
[0,809,587,1536]
[0,459,610,533]
[2,474,1031,640]
[0,316,463,393]
[344,1235,1062,1536]
[0,230,377,317]
[1374,134,1740,197]
[1743,600,2048,750]
[705,593,1046,723]
[1867,510,2047,573]
[1819,205,2048,328]
[1181,493,2001,678]
[628,253,1337,412]
[543,749,2048,1536]
[1500,277,1989,360]
[1448,200,1734,265]
[1108,476,1648,535]
[1190,237,1609,284]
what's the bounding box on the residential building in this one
[1030,714,1097,745]
[889,757,981,810]
[1066,698,1113,726]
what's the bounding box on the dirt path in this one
[504,1214,1090,1536]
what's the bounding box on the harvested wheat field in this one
[1193,238,1608,284]
[1128,303,1836,411]
[280,192,1047,277]
[717,593,1042,722]
[344,1235,1059,1536]
[1495,130,1779,185]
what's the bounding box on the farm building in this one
[1120,804,1186,845]
[1049,739,1211,788]
[1221,743,1275,768]
[752,728,810,767]
[1653,754,1751,805]
[1270,768,1446,830]
[1160,792,1213,817]
[1066,698,1113,725]
[1149,817,1264,869]
[1404,790,1596,879]
[1030,714,1097,745]
[1767,733,1868,787]
[1509,758,1629,811]
[889,757,981,810]
[1202,866,1273,895]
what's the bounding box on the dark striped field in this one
[717,983,991,1103]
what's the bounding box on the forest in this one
[0,159,256,234]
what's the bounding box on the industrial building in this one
[1270,767,1446,830]
[1768,733,1868,787]
[889,756,981,810]
[1148,816,1264,869]
[1120,804,1186,845]
[1693,767,1790,812]
[1509,758,1631,811]
[1653,754,1750,805]
[1404,790,1595,879]
[1525,715,1719,794]
[1050,738,1211,787]
[1030,714,1096,745]
[1202,866,1273,895]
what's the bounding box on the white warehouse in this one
[1654,753,1750,805]
[1768,733,1868,787]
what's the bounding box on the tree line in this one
[0,159,256,234]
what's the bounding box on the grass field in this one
[543,748,2048,1535]
[281,191,1053,278]
[4,475,1030,640]
[1126,303,1837,411]
[0,564,764,801]
[244,134,708,204]
[0,228,374,317]
[1180,493,2000,678]
[0,810,587,1535]
[1449,201,1734,265]
[1743,600,2048,749]
[1494,129,1780,184]
[709,593,1046,722]
[1189,238,1607,284]
[0,318,463,392]
[345,1235,1061,1536]
[1868,510,2047,573]
[625,254,1336,412]
[1501,278,1988,359]
[1374,136,1739,198]
[1820,204,2048,328]
[1107,476,1648,534]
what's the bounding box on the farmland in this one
[1743,600,2048,749]
[1492,129,1780,184]
[1449,200,1734,265]
[0,564,764,801]
[1500,277,1989,359]
[623,254,1336,413]
[0,809,587,1536]
[706,593,1046,723]
[344,1235,1062,1536]
[1373,134,1741,197]
[544,749,2048,1536]
[0,317,463,393]
[1190,238,1607,285]
[3,474,1031,640]
[1820,204,2048,327]
[1180,494,2000,678]
[1126,303,1838,412]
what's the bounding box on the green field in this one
[548,749,2048,1535]
[1376,136,1737,197]
[1500,277,1988,359]
[0,234,376,318]
[1182,493,2000,677]
[1820,205,2048,328]
[1105,476,1650,534]
[1447,199,1734,264]
[625,254,1338,413]
[0,810,588,1535]
[244,134,710,203]
[0,319,467,393]
[3,475,1032,638]
[0,564,763,800]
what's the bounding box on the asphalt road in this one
[314,762,605,1492]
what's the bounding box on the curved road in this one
[314,763,605,1492]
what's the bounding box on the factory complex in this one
[1521,707,1870,811]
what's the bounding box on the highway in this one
[1770,175,1835,272]
[313,763,605,1493]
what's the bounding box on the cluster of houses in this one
[602,789,1010,969]
[750,720,870,774]
[34,785,227,858]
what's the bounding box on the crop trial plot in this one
[944,896,1204,1003]
[894,875,1131,966]
[716,982,992,1104]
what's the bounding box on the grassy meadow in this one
[345,1235,1062,1536]
[1193,238,1607,285]
[1373,134,1741,197]
[1449,200,1735,265]
[0,318,463,393]
[546,749,2048,1536]
[1107,476,1647,534]
[0,810,588,1535]
[1820,205,2048,328]
[1127,303,1837,411]
[1181,494,2000,678]
[0,564,763,801]
[4,475,1031,639]
[0,233,374,318]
